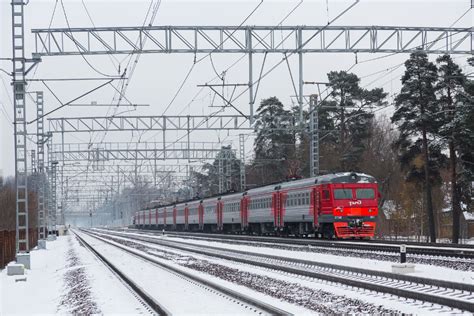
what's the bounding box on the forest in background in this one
[191,52,474,243]
[1,52,472,243]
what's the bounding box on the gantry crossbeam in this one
[61,163,203,174]
[51,141,225,152]
[51,147,235,161]
[32,25,473,55]
[48,115,256,133]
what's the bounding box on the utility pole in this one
[218,157,223,193]
[12,0,29,260]
[226,148,232,192]
[50,160,58,234]
[239,134,246,191]
[36,91,47,240]
[247,27,254,124]
[298,26,304,124]
[309,94,319,177]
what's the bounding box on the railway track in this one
[73,230,169,315]
[78,229,292,315]
[127,228,474,259]
[95,229,474,313]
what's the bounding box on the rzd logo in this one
[349,200,362,206]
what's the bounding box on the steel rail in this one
[101,229,474,292]
[96,229,474,313]
[73,230,171,315]
[131,229,474,259]
[80,229,292,316]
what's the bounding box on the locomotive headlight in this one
[335,207,344,213]
[368,208,373,213]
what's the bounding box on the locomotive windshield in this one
[356,188,375,199]
[334,189,353,199]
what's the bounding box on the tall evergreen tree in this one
[435,54,468,243]
[392,51,441,243]
[455,57,474,219]
[192,146,242,197]
[319,71,387,171]
[253,97,295,184]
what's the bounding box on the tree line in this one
[192,52,473,243]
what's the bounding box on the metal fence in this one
[0,229,38,269]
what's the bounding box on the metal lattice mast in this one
[239,134,246,191]
[297,27,304,123]
[30,150,36,173]
[309,94,319,177]
[218,157,224,194]
[60,121,65,226]
[247,27,254,123]
[226,148,232,192]
[36,92,47,239]
[12,0,29,253]
[47,133,57,233]
[50,162,57,231]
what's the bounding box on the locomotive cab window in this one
[356,188,375,199]
[322,190,330,200]
[334,189,353,199]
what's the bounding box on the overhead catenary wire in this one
[58,2,472,206]
[81,0,121,70]
[160,0,304,124]
[59,0,117,78]
[84,0,342,197]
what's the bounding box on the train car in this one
[221,192,244,232]
[202,197,218,232]
[134,172,379,239]
[187,200,201,230]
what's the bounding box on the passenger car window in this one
[334,189,353,199]
[356,188,375,199]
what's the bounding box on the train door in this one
[312,187,320,228]
[272,192,282,229]
[280,192,287,228]
[198,203,204,230]
[163,208,167,226]
[156,209,159,227]
[217,200,224,230]
[173,207,177,228]
[240,196,249,230]
[184,206,189,230]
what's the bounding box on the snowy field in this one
[1,229,472,315]
[0,234,149,315]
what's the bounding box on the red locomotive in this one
[134,172,379,238]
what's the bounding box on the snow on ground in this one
[76,230,309,315]
[0,233,149,315]
[96,231,468,315]
[107,230,474,285]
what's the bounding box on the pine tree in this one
[455,57,474,221]
[253,97,295,184]
[392,51,441,243]
[192,146,242,197]
[435,54,468,243]
[319,71,387,171]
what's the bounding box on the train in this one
[133,172,379,239]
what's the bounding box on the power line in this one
[81,0,121,70]
[195,0,264,64]
[59,0,117,78]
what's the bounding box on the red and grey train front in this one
[318,173,378,238]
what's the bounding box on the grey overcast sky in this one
[0,0,473,178]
